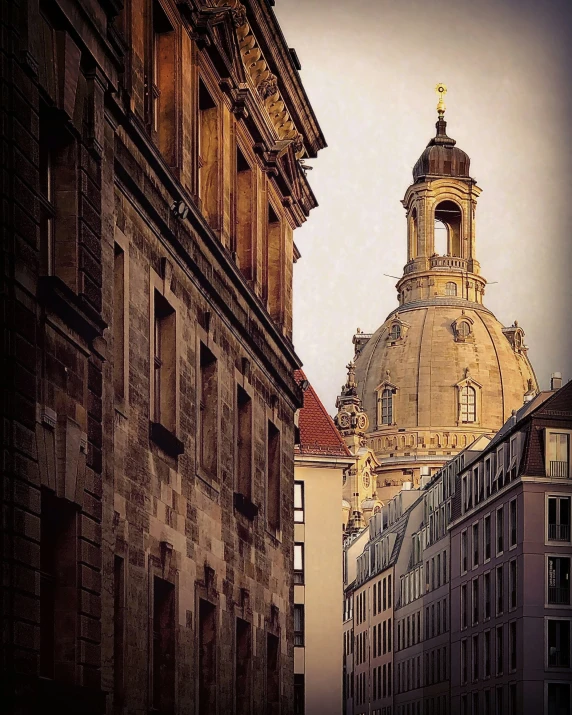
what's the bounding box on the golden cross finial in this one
[435,82,447,116]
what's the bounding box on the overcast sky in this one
[274,0,572,413]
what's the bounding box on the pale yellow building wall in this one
[295,463,345,715]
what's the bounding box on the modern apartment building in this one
[450,378,572,715]
[294,371,354,715]
[343,378,571,715]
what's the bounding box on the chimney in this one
[420,475,432,489]
[402,481,413,491]
[551,372,562,391]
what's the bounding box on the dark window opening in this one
[152,577,175,714]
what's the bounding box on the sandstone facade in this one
[1,1,324,713]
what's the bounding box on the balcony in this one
[429,256,468,271]
[548,523,570,541]
[549,461,569,478]
[548,587,571,605]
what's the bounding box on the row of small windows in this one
[460,501,518,572]
[460,623,518,683]
[396,646,448,694]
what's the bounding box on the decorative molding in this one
[215,0,305,158]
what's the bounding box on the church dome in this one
[412,116,471,182]
[354,303,537,444]
[334,91,539,502]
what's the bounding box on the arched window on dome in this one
[460,386,476,423]
[381,388,393,425]
[446,282,457,297]
[458,321,471,339]
[390,323,401,340]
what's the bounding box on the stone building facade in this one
[335,97,538,521]
[1,1,324,713]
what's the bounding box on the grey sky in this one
[275,0,572,413]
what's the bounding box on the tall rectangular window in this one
[388,575,392,608]
[294,674,304,715]
[236,618,252,715]
[461,530,468,573]
[461,639,467,684]
[509,621,517,671]
[294,482,304,523]
[388,618,392,651]
[294,605,305,647]
[199,343,218,477]
[267,204,282,323]
[198,79,219,226]
[484,630,491,678]
[40,491,77,679]
[472,578,479,625]
[151,1,176,165]
[546,431,570,478]
[496,626,504,675]
[461,584,467,629]
[484,571,491,619]
[497,507,504,554]
[496,687,504,715]
[473,635,479,681]
[39,113,55,276]
[152,578,175,713]
[114,243,126,399]
[509,499,517,547]
[547,684,571,715]
[509,559,517,609]
[236,385,252,500]
[267,420,281,533]
[548,620,571,668]
[473,523,479,567]
[153,291,176,432]
[235,147,254,278]
[266,633,280,715]
[547,556,571,605]
[294,543,304,584]
[199,599,217,713]
[548,496,571,542]
[114,556,125,703]
[484,514,491,560]
[496,565,504,615]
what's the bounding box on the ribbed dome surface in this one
[355,303,537,435]
[412,116,471,182]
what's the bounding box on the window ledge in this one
[38,275,107,345]
[149,421,184,457]
[234,492,259,521]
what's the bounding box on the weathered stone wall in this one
[1,1,325,713]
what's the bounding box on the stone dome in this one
[412,116,471,183]
[354,301,537,447]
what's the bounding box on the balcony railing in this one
[549,460,569,478]
[548,523,570,541]
[548,587,571,605]
[430,256,468,271]
[548,648,570,668]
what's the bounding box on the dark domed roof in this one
[413,116,471,182]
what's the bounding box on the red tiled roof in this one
[294,370,352,457]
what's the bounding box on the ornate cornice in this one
[215,0,305,158]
